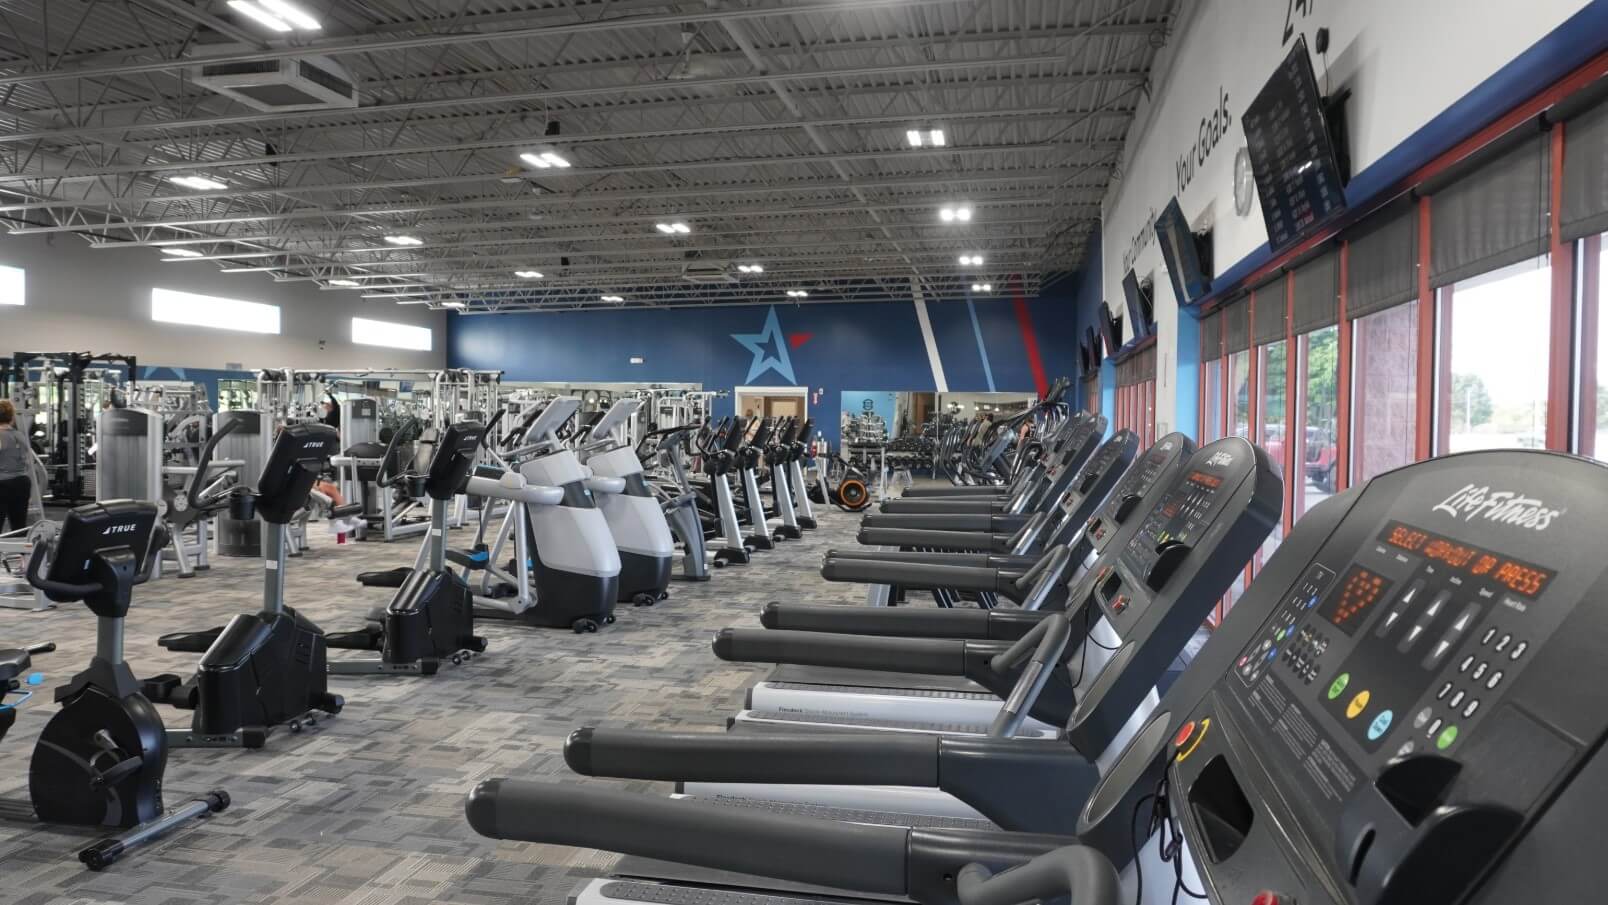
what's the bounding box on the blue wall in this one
[448,293,1077,446]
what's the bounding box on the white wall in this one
[0,233,446,371]
[1101,0,1592,433]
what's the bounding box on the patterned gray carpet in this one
[0,502,871,905]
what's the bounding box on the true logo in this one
[1431,484,1562,531]
[102,523,137,535]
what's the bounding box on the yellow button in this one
[1346,690,1371,719]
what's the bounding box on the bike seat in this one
[331,503,364,518]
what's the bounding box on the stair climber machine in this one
[785,417,818,530]
[714,437,1281,745]
[778,434,1194,635]
[141,423,346,748]
[21,502,230,870]
[736,418,782,550]
[578,398,675,607]
[468,396,620,632]
[460,451,1606,905]
[324,418,494,675]
[638,424,713,581]
[764,418,804,540]
[699,416,753,566]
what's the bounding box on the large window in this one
[352,316,433,351]
[152,288,280,334]
[1201,361,1223,441]
[0,265,22,306]
[1580,236,1606,458]
[1227,350,1251,438]
[1255,339,1287,559]
[1435,257,1552,453]
[1295,326,1340,513]
[1351,302,1419,483]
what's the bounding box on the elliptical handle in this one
[375,417,422,489]
[185,418,242,510]
[25,541,102,600]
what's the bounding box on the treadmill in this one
[875,412,1104,516]
[465,448,1607,905]
[722,437,1281,743]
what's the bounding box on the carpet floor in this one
[0,500,872,905]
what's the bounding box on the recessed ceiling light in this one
[384,235,423,246]
[162,247,204,258]
[258,0,320,29]
[330,279,360,287]
[515,270,544,279]
[228,0,292,31]
[169,175,227,191]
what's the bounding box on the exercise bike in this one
[808,441,873,512]
[143,422,346,748]
[23,502,229,869]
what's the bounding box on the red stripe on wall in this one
[1010,282,1050,398]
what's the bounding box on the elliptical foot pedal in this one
[156,628,224,653]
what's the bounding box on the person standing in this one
[0,400,33,534]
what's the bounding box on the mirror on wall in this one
[837,390,938,476]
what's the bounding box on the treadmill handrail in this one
[563,728,939,786]
[956,845,1122,905]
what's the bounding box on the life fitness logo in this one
[1432,484,1563,531]
[1205,450,1236,468]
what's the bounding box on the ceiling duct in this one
[192,55,358,111]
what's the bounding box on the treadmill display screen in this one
[1380,520,1554,599]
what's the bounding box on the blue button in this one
[1265,647,1278,663]
[1307,595,1319,608]
[1368,709,1394,741]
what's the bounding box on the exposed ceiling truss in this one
[0,0,1175,312]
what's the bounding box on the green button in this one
[1276,627,1287,641]
[1327,672,1350,701]
[1436,725,1459,750]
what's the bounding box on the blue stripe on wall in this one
[965,299,997,391]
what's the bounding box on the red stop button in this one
[1250,892,1284,905]
[1173,720,1197,749]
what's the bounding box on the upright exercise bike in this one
[145,423,346,747]
[24,501,229,869]
[328,418,491,675]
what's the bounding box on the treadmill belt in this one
[761,681,995,702]
[766,665,983,693]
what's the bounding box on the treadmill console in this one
[1066,430,1137,505]
[1084,433,1194,553]
[1164,451,1608,905]
[1046,412,1104,478]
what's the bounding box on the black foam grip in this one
[762,604,994,639]
[713,628,966,674]
[569,728,940,785]
[956,845,1123,905]
[465,779,909,895]
[857,527,1003,550]
[820,559,1001,592]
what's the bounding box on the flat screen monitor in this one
[1242,35,1349,253]
[1098,304,1120,356]
[1153,198,1211,305]
[1122,269,1156,338]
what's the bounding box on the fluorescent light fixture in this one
[352,316,433,351]
[522,148,572,169]
[958,254,985,266]
[228,0,292,31]
[955,206,971,222]
[163,247,204,258]
[169,175,227,191]
[515,270,544,279]
[971,283,993,293]
[601,294,625,302]
[929,128,946,147]
[939,208,955,222]
[629,356,646,365]
[540,151,570,168]
[737,263,765,274]
[982,283,992,292]
[153,288,280,334]
[786,289,810,298]
[0,265,23,306]
[258,0,320,29]
[442,301,467,309]
[672,222,690,234]
[384,235,423,246]
[655,221,691,234]
[329,279,360,287]
[906,129,923,147]
[521,153,553,169]
[655,223,675,234]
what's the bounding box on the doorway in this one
[735,385,808,425]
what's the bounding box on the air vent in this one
[192,55,357,111]
[682,262,735,284]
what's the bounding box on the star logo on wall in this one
[731,306,809,383]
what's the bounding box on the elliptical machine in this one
[784,417,817,530]
[143,423,346,747]
[575,398,675,607]
[327,418,491,674]
[24,501,229,869]
[697,416,752,566]
[638,424,713,580]
[764,418,803,540]
[735,417,779,549]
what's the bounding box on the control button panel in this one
[1236,563,1336,687]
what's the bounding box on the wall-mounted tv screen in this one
[1084,326,1102,368]
[1123,269,1156,338]
[1097,304,1120,357]
[1153,198,1211,305]
[1078,336,1092,376]
[1242,35,1348,254]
